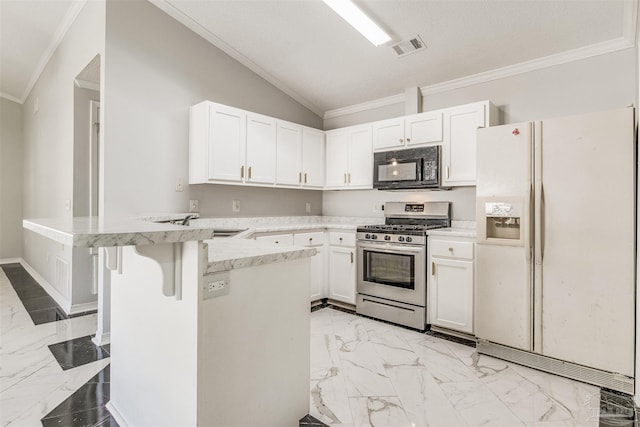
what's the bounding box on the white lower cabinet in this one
[327,231,356,304]
[293,232,326,302]
[429,236,474,334]
[254,233,294,245]
[254,230,356,304]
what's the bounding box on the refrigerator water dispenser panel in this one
[485,202,521,240]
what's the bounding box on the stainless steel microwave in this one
[373,146,442,190]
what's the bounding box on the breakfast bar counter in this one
[23,216,313,427]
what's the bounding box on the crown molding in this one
[16,1,88,105]
[74,78,100,92]
[323,93,405,120]
[0,92,23,104]
[324,34,635,120]
[150,0,324,118]
[420,36,634,98]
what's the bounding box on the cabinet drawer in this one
[430,239,474,260]
[329,232,355,247]
[294,232,325,247]
[255,234,294,245]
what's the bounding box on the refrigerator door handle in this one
[534,181,543,263]
[524,183,532,261]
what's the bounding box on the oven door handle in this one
[358,242,424,254]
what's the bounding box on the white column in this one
[92,248,111,346]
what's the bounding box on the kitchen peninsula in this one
[23,217,315,427]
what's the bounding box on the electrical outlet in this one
[189,199,199,213]
[305,202,311,213]
[232,199,240,212]
[203,272,230,300]
[208,281,225,292]
[175,178,184,192]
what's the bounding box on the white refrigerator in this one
[475,107,635,392]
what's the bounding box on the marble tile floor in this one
[2,262,638,426]
[0,266,110,426]
[309,307,637,427]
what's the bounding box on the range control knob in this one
[406,237,413,243]
[398,236,405,242]
[384,235,391,241]
[365,234,371,239]
[372,234,378,240]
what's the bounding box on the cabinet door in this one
[372,117,404,151]
[325,130,350,188]
[442,103,486,187]
[405,111,443,146]
[208,104,246,182]
[328,246,356,304]
[348,125,373,188]
[301,127,325,188]
[276,121,302,186]
[430,258,473,333]
[309,246,325,301]
[246,113,276,184]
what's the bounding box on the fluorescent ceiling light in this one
[323,0,391,46]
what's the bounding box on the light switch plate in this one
[232,200,240,212]
[189,199,199,213]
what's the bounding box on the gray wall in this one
[323,47,637,220]
[21,0,104,306]
[102,0,323,219]
[0,98,24,259]
[73,85,100,217]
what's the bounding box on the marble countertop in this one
[23,217,216,248]
[191,216,381,237]
[204,239,317,274]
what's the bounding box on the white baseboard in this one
[68,301,98,315]
[0,258,22,265]
[19,260,98,317]
[106,402,129,427]
[92,332,111,347]
[19,260,71,313]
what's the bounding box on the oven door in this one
[357,241,426,307]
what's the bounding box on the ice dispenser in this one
[476,198,526,246]
[485,202,521,239]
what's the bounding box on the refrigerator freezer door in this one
[476,245,532,350]
[475,122,533,351]
[537,107,635,376]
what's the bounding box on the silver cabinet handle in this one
[350,252,354,263]
[248,166,252,179]
[304,173,307,184]
[299,172,302,183]
[241,165,245,178]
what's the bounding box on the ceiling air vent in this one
[391,35,426,57]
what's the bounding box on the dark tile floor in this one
[41,365,118,427]
[48,335,111,371]
[1,263,69,325]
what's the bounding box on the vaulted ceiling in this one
[1,0,637,117]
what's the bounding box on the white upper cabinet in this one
[189,102,246,183]
[372,117,404,150]
[325,130,350,188]
[405,111,443,146]
[325,124,372,190]
[190,101,324,190]
[301,127,325,188]
[372,111,443,152]
[442,101,496,187]
[246,113,277,184]
[275,121,302,186]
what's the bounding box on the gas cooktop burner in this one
[357,222,448,235]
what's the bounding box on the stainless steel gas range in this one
[356,201,451,330]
